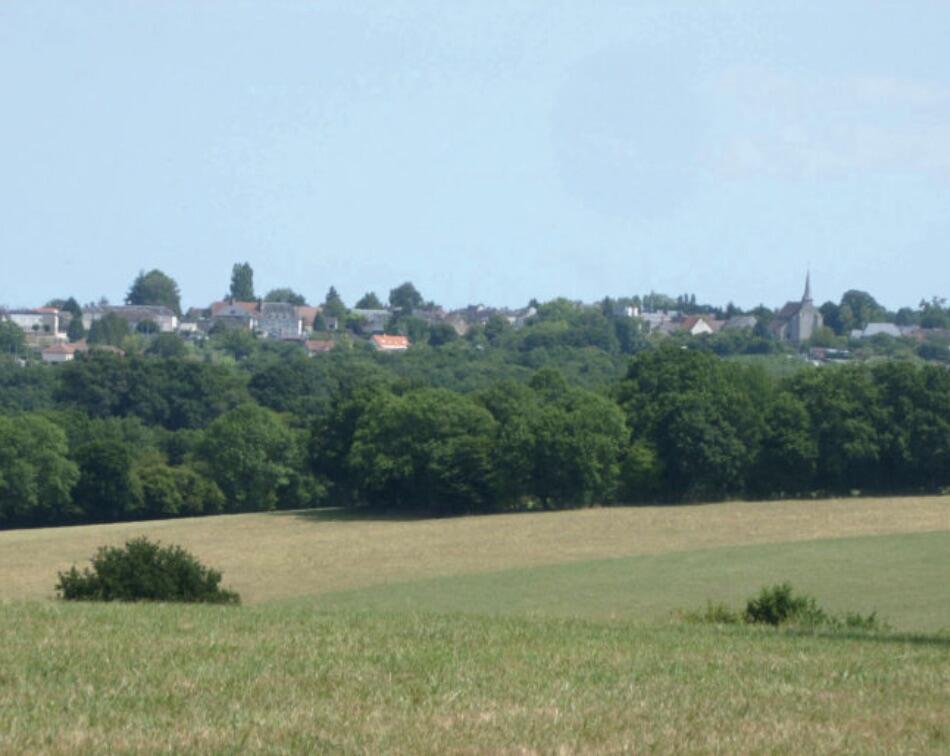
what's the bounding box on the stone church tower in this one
[772,273,823,343]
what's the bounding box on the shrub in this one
[744,583,826,626]
[57,537,239,604]
[685,583,889,632]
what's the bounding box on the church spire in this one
[802,271,812,303]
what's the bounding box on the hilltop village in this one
[2,266,949,365]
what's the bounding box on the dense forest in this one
[2,300,949,528]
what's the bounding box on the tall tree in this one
[229,262,255,301]
[0,414,80,526]
[125,269,182,315]
[264,288,307,306]
[0,320,26,355]
[355,291,384,309]
[389,281,424,314]
[322,286,347,319]
[73,438,144,522]
[87,313,130,347]
[196,404,297,512]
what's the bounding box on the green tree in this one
[196,404,297,511]
[137,462,224,518]
[388,281,424,315]
[788,366,882,492]
[428,322,458,347]
[125,269,182,316]
[484,314,511,343]
[0,320,26,355]
[87,313,130,346]
[72,438,144,522]
[355,292,384,309]
[618,348,769,500]
[322,286,347,320]
[0,414,80,526]
[751,392,818,496]
[66,316,86,342]
[264,288,307,306]
[229,262,255,301]
[146,333,187,358]
[348,388,498,514]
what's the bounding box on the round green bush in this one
[56,537,239,604]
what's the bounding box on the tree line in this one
[1,345,948,529]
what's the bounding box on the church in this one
[771,273,823,343]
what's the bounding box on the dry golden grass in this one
[2,495,948,604]
[2,603,948,754]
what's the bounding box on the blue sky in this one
[1,1,948,311]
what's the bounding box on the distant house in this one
[258,302,302,339]
[304,339,335,356]
[638,311,679,333]
[680,315,724,336]
[83,305,178,333]
[5,308,63,337]
[612,303,640,318]
[855,323,903,339]
[210,301,258,331]
[41,341,87,363]
[349,308,391,334]
[371,334,410,351]
[295,306,321,331]
[771,274,823,343]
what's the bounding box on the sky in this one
[1,1,949,312]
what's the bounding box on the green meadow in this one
[2,496,949,752]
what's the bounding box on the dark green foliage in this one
[0,363,55,412]
[87,313,130,346]
[138,462,224,518]
[57,537,239,604]
[322,286,347,319]
[348,388,498,514]
[196,404,300,511]
[146,333,187,358]
[619,348,768,500]
[355,291,384,309]
[685,584,885,632]
[55,353,249,430]
[389,281,424,314]
[264,287,307,305]
[72,438,144,522]
[229,262,255,301]
[744,583,825,626]
[126,269,182,316]
[428,322,459,347]
[0,320,27,355]
[66,316,85,342]
[0,414,80,526]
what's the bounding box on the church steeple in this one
[802,271,812,304]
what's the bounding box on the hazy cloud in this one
[712,68,950,179]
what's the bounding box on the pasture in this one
[1,495,949,752]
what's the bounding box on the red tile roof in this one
[305,339,335,353]
[211,300,260,316]
[371,334,410,350]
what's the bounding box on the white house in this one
[83,305,178,333]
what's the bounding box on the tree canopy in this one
[125,269,182,316]
[264,288,307,306]
[355,292,384,309]
[229,262,255,301]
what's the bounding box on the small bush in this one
[57,537,240,604]
[744,582,827,627]
[684,583,887,632]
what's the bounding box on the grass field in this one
[2,496,949,752]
